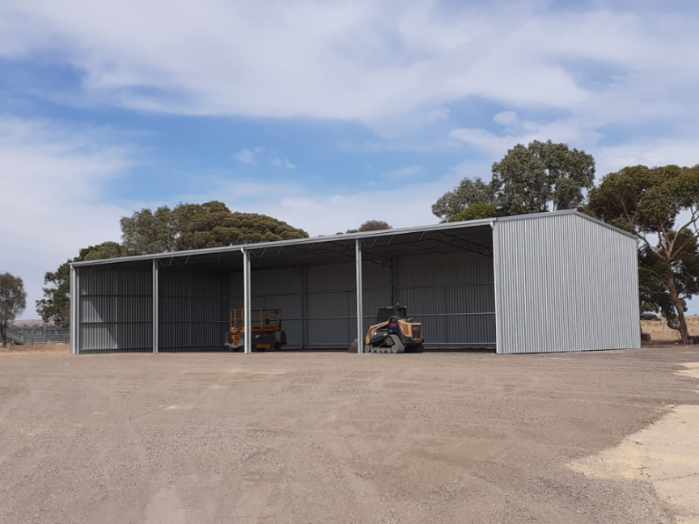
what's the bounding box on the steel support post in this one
[242,249,252,354]
[491,221,501,354]
[152,259,159,353]
[355,239,364,354]
[70,265,78,355]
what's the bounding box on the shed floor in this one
[0,345,697,523]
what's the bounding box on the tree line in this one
[1,140,697,346]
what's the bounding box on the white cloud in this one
[235,147,295,169]
[449,128,518,157]
[2,0,695,173]
[493,111,518,127]
[450,114,605,168]
[595,138,699,175]
[1,1,697,131]
[0,1,697,177]
[234,148,258,165]
[0,116,134,319]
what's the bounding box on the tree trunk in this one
[0,322,6,348]
[667,277,690,344]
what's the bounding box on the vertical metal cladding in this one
[78,266,152,352]
[70,265,77,354]
[394,251,495,346]
[494,213,640,354]
[229,262,392,349]
[159,269,229,351]
[232,267,305,348]
[306,263,358,347]
[229,250,495,350]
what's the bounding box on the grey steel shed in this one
[69,210,640,355]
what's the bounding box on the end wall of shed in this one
[493,213,640,354]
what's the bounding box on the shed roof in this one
[71,209,634,268]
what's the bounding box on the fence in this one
[7,326,69,345]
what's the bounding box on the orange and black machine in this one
[226,307,287,351]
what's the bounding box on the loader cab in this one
[376,304,408,323]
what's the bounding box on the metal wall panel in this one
[360,261,392,339]
[494,213,640,354]
[159,270,229,351]
[306,263,357,347]
[78,266,152,352]
[230,267,305,347]
[227,251,495,350]
[229,262,390,349]
[394,252,495,346]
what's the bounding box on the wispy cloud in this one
[2,1,697,133]
[234,147,295,169]
[0,116,135,319]
[234,148,259,166]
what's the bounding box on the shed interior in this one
[77,225,496,353]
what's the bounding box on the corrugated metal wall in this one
[230,264,362,349]
[493,213,640,354]
[306,263,360,348]
[78,266,152,352]
[159,269,229,351]
[395,252,495,346]
[231,267,305,347]
[228,251,495,350]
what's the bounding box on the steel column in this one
[355,239,364,354]
[242,249,252,354]
[70,265,78,355]
[152,259,159,353]
[491,222,501,354]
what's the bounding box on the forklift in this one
[226,307,287,351]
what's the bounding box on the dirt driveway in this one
[1,346,698,523]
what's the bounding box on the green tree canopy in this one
[358,220,391,232]
[121,201,308,253]
[492,140,595,214]
[346,220,392,233]
[433,141,594,222]
[432,178,496,222]
[0,273,27,346]
[588,164,699,343]
[638,230,699,331]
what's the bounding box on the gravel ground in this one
[1,346,698,523]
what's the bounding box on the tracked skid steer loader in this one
[364,304,424,353]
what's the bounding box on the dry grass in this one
[642,316,699,343]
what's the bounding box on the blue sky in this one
[1,1,698,318]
